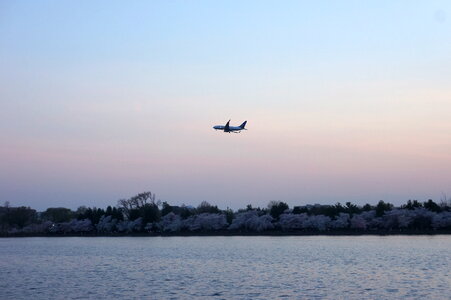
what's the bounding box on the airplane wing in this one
[224,120,230,132]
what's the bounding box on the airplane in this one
[213,120,247,133]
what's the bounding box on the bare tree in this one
[117,191,159,219]
[440,192,451,208]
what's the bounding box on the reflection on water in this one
[0,236,450,299]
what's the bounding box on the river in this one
[0,236,450,299]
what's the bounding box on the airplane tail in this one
[239,121,247,129]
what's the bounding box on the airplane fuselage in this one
[213,125,242,132]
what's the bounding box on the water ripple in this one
[0,236,450,299]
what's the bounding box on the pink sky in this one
[1,1,451,209]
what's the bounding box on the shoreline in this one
[2,229,451,238]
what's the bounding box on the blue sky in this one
[1,1,451,210]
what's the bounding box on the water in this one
[0,236,450,300]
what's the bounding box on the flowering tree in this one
[330,213,350,229]
[229,210,274,232]
[96,215,118,233]
[116,217,143,233]
[350,214,367,230]
[302,215,331,231]
[48,219,93,233]
[157,212,184,232]
[432,211,451,229]
[278,213,309,230]
[183,213,228,231]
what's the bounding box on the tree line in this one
[1,192,451,235]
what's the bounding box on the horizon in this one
[2,191,450,213]
[1,1,451,211]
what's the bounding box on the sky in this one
[1,1,451,210]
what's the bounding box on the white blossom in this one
[117,217,143,232]
[350,214,367,230]
[278,213,308,230]
[432,211,451,229]
[228,211,274,232]
[330,213,350,229]
[183,213,227,231]
[157,212,183,232]
[96,215,118,233]
[302,215,331,231]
